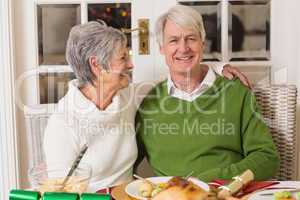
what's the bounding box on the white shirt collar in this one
[167,66,216,101]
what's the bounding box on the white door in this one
[14,0,300,187]
[15,0,275,107]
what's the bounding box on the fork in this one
[133,174,156,186]
[184,171,194,180]
[59,144,88,190]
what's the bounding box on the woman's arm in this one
[43,114,80,167]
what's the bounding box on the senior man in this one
[135,5,279,182]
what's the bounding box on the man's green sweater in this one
[135,76,279,181]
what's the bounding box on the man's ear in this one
[89,56,101,77]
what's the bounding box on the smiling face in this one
[108,45,133,88]
[160,19,204,76]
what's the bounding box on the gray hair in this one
[66,21,127,86]
[155,5,206,46]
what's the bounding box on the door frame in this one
[0,0,20,198]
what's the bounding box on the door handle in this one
[121,19,149,55]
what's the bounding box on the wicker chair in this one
[253,85,298,180]
[24,85,298,180]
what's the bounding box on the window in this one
[37,4,81,65]
[179,0,271,84]
[229,0,270,61]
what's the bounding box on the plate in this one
[125,176,209,200]
[248,189,294,200]
[248,181,300,200]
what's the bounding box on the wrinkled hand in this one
[222,64,252,89]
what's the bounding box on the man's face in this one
[160,19,204,75]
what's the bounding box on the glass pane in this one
[229,1,270,61]
[237,66,270,85]
[39,72,76,104]
[88,3,131,48]
[37,4,81,65]
[179,1,222,61]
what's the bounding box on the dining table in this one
[110,181,300,200]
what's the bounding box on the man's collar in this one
[167,66,216,95]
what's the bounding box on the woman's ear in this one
[89,56,101,77]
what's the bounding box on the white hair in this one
[66,21,127,86]
[155,5,206,46]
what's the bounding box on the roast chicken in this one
[151,177,240,200]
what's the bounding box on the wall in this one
[13,0,38,189]
[271,0,300,178]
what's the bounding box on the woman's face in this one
[106,45,133,89]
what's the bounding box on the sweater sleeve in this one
[197,90,280,181]
[133,81,158,108]
[43,114,80,167]
[133,111,146,172]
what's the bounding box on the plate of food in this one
[125,176,210,200]
[246,181,300,200]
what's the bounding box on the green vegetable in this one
[151,187,163,197]
[274,191,292,200]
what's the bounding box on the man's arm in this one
[197,90,279,181]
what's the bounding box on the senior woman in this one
[43,21,138,192]
[43,21,250,192]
